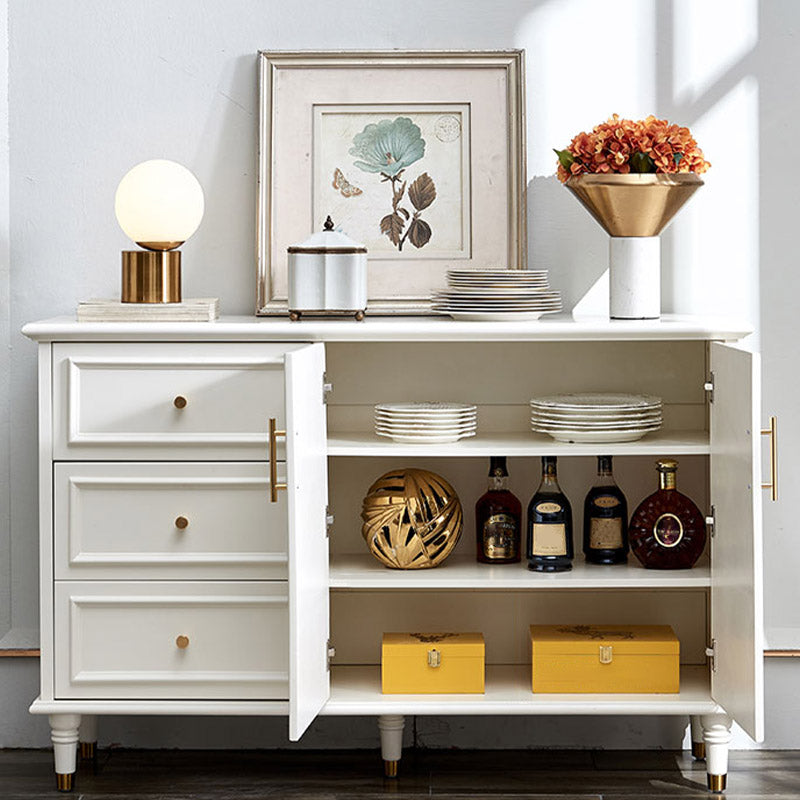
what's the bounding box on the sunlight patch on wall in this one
[673,0,757,104]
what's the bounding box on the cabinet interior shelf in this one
[327,431,710,457]
[328,554,711,590]
[322,665,719,716]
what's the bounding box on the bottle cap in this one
[489,456,508,477]
[656,460,678,471]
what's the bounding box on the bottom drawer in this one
[55,582,288,700]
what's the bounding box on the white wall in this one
[1,0,797,749]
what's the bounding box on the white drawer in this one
[55,582,289,700]
[52,342,305,460]
[54,463,288,580]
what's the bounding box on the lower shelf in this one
[322,665,721,716]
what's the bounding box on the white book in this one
[77,298,219,322]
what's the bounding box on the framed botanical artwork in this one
[257,50,526,315]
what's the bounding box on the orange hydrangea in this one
[555,114,710,182]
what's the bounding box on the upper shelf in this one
[23,313,753,343]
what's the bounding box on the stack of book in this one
[77,298,219,322]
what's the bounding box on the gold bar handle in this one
[269,417,287,503]
[761,415,778,502]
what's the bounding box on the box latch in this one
[427,648,442,668]
[599,645,613,664]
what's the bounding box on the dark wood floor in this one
[1,748,799,799]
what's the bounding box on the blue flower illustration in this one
[350,117,425,177]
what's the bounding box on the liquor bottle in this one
[583,455,628,565]
[629,460,706,569]
[475,456,521,563]
[527,456,573,572]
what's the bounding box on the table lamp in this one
[114,159,204,303]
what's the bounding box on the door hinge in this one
[706,506,716,538]
[325,506,334,537]
[327,639,336,670]
[705,639,717,673]
[704,373,714,404]
[323,373,333,404]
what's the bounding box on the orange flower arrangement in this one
[555,114,710,183]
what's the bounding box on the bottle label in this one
[532,523,567,556]
[653,513,684,548]
[589,517,623,549]
[482,513,518,559]
[593,496,620,509]
[536,502,562,514]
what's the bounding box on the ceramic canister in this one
[287,216,367,317]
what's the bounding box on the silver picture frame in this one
[257,50,527,316]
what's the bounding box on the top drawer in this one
[53,342,305,461]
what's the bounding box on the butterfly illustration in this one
[332,167,363,198]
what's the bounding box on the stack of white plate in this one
[530,393,663,443]
[431,269,563,321]
[374,402,478,443]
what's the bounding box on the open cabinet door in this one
[709,342,764,741]
[285,343,329,740]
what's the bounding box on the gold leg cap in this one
[80,741,96,761]
[692,741,706,760]
[707,773,727,792]
[384,759,399,778]
[56,772,74,792]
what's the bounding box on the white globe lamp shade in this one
[115,159,204,249]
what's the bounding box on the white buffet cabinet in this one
[23,315,766,793]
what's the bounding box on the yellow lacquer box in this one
[382,633,485,694]
[530,624,679,694]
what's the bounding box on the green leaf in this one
[380,213,405,246]
[408,173,436,210]
[407,218,432,249]
[630,152,655,173]
[554,148,575,170]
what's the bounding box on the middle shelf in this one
[328,554,711,590]
[326,430,710,457]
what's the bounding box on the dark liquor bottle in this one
[629,460,706,569]
[527,456,573,572]
[583,455,628,565]
[476,456,521,563]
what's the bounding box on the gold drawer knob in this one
[173,395,187,409]
[176,635,190,649]
[174,516,189,530]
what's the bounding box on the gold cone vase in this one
[564,173,703,319]
[565,173,703,237]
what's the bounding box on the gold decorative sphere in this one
[361,468,463,569]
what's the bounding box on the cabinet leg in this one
[690,715,705,760]
[377,714,405,778]
[700,713,732,793]
[79,715,98,763]
[49,714,81,792]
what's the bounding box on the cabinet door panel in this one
[710,342,764,741]
[285,343,330,740]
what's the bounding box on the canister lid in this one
[288,216,367,254]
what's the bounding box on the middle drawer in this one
[55,463,288,581]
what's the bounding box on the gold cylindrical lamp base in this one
[121,250,181,303]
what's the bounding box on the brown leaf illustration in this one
[407,218,432,248]
[408,173,436,211]
[380,212,405,245]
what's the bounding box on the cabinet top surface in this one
[22,313,753,343]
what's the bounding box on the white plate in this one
[531,419,663,431]
[376,416,477,426]
[530,409,662,422]
[376,402,476,413]
[535,428,659,443]
[447,269,548,277]
[375,430,477,443]
[376,423,477,433]
[442,310,561,321]
[530,393,662,410]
